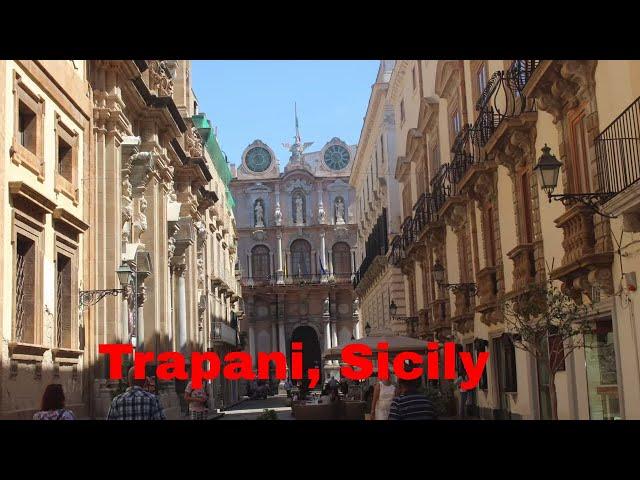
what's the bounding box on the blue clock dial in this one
[324,145,350,170]
[246,147,272,172]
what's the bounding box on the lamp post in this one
[432,259,477,296]
[80,263,134,309]
[533,144,615,218]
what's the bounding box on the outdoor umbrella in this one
[323,327,428,361]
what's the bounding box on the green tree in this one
[501,281,593,420]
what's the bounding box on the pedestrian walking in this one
[33,384,76,420]
[284,377,294,398]
[455,373,470,418]
[185,379,209,420]
[370,376,396,420]
[388,377,437,420]
[107,367,166,420]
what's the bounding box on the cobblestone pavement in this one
[217,394,294,420]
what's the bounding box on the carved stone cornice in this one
[394,156,411,183]
[353,255,390,296]
[463,166,497,204]
[451,312,474,335]
[417,96,440,136]
[487,114,538,173]
[185,126,204,158]
[147,60,175,98]
[522,60,597,123]
[425,221,446,248]
[441,199,468,233]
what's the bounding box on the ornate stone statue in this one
[335,197,345,224]
[353,297,360,314]
[254,200,264,228]
[274,202,282,226]
[295,195,304,225]
[318,203,326,224]
[323,297,330,315]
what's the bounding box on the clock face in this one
[246,147,272,172]
[324,144,350,170]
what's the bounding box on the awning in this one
[323,327,428,361]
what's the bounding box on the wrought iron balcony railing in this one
[430,163,452,214]
[390,235,403,266]
[450,125,478,189]
[510,60,540,92]
[472,67,537,148]
[211,321,238,346]
[595,95,640,202]
[242,273,353,287]
[401,216,414,251]
[412,193,432,238]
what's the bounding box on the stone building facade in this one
[351,60,408,335]
[0,60,241,419]
[230,123,359,381]
[377,59,640,419]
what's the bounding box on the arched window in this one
[332,242,351,276]
[290,239,311,277]
[251,245,270,280]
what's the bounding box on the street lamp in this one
[364,322,372,336]
[79,262,134,309]
[116,264,134,289]
[432,259,477,296]
[533,144,615,218]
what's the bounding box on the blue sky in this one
[191,60,380,168]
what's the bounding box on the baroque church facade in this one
[230,120,360,380]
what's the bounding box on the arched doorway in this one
[290,325,322,391]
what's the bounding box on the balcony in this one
[430,163,452,215]
[472,64,538,172]
[390,235,403,266]
[476,266,498,314]
[450,125,479,192]
[506,243,537,295]
[451,288,474,334]
[428,298,450,337]
[596,95,640,224]
[210,321,238,347]
[549,205,613,293]
[241,273,353,288]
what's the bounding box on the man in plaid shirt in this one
[107,367,166,420]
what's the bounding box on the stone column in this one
[121,292,130,344]
[320,231,327,282]
[247,249,253,280]
[137,286,146,351]
[249,323,256,368]
[174,264,188,354]
[271,322,278,352]
[278,322,286,356]
[324,319,332,351]
[328,251,334,276]
[331,321,338,348]
[276,232,284,284]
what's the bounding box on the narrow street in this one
[218,395,294,420]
